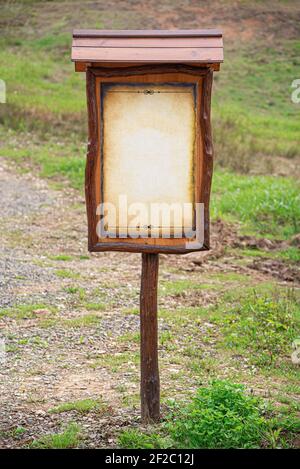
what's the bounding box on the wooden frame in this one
[85,64,213,254]
[72,28,223,423]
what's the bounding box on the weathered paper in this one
[102,83,196,237]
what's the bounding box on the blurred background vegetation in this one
[0,0,299,241]
[0,0,299,449]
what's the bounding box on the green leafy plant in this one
[166,381,268,448]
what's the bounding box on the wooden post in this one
[140,253,160,423]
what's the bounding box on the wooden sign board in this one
[72,30,223,254]
[72,29,223,422]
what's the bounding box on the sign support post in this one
[71,28,223,424]
[140,253,160,423]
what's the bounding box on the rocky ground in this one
[0,157,299,448]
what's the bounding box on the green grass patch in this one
[117,332,140,344]
[122,307,139,316]
[0,426,27,439]
[159,274,250,298]
[159,279,205,296]
[61,314,101,328]
[279,247,300,263]
[213,40,300,162]
[0,45,85,116]
[55,269,80,279]
[118,430,168,449]
[212,171,300,239]
[49,398,105,414]
[206,272,251,282]
[237,246,300,263]
[215,292,299,366]
[31,422,81,449]
[0,131,86,190]
[49,254,73,261]
[0,303,55,319]
[84,302,106,312]
[158,306,212,328]
[64,286,86,299]
[90,351,139,372]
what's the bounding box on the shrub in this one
[167,381,268,448]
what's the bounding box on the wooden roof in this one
[71,29,223,66]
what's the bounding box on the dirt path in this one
[0,158,298,448]
[0,159,144,447]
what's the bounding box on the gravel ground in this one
[0,158,299,448]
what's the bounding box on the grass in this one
[55,269,80,279]
[214,292,299,367]
[89,351,140,372]
[64,286,85,295]
[159,273,251,297]
[0,41,85,129]
[0,12,299,184]
[118,331,140,344]
[0,426,27,439]
[0,130,86,190]
[159,279,203,296]
[213,40,300,163]
[36,313,102,329]
[49,254,73,261]
[118,430,169,449]
[279,247,300,263]
[31,422,81,449]
[84,302,106,312]
[49,398,106,414]
[157,306,210,329]
[237,246,300,263]
[61,314,101,328]
[0,303,55,319]
[212,171,300,239]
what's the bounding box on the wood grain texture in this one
[89,241,206,254]
[72,46,223,63]
[200,68,214,249]
[85,69,98,250]
[73,37,223,48]
[72,29,223,65]
[140,253,160,423]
